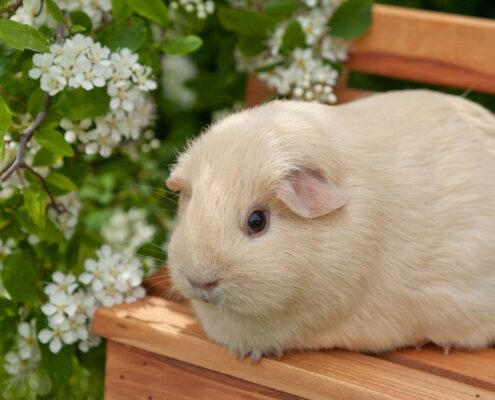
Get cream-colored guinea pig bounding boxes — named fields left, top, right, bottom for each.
left=166, top=90, right=495, bottom=361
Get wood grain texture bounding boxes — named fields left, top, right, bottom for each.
left=105, top=341, right=302, bottom=400
left=381, top=346, right=495, bottom=392
left=93, top=296, right=495, bottom=400
left=348, top=5, right=495, bottom=93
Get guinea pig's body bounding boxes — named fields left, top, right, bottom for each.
left=166, top=90, right=495, bottom=360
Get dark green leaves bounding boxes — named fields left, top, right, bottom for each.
left=46, top=172, right=78, bottom=192
left=218, top=7, right=275, bottom=36
left=55, top=88, right=110, bottom=120
left=123, top=0, right=168, bottom=27
left=0, top=19, right=49, bottom=53
left=46, top=0, right=65, bottom=23
left=36, top=128, right=74, bottom=157
left=329, top=0, right=373, bottom=40
left=24, top=178, right=48, bottom=228
left=0, top=95, right=12, bottom=151
left=112, top=0, right=133, bottom=22
left=97, top=18, right=149, bottom=52
left=281, top=19, right=305, bottom=53
left=162, top=35, right=203, bottom=55
left=265, top=0, right=297, bottom=22
left=2, top=253, right=38, bottom=302
left=41, top=345, right=74, bottom=385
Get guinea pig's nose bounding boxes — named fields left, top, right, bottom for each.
left=187, top=277, right=219, bottom=291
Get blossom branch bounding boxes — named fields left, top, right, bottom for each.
left=0, top=94, right=51, bottom=182
left=0, top=23, right=64, bottom=183
left=21, top=162, right=64, bottom=212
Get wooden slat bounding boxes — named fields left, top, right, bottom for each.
left=245, top=75, right=371, bottom=108
left=348, top=4, right=495, bottom=93
left=381, top=347, right=495, bottom=392
left=106, top=341, right=301, bottom=400
left=93, top=296, right=495, bottom=400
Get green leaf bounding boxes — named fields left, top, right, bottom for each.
left=15, top=210, right=65, bottom=244
left=265, top=0, right=296, bottom=22
left=238, top=36, right=267, bottom=57
left=24, top=178, right=48, bottom=228
left=123, top=0, right=168, bottom=27
left=218, top=7, right=275, bottom=36
left=32, top=148, right=61, bottom=167
left=46, top=172, right=78, bottom=191
left=36, top=128, right=74, bottom=157
left=27, top=88, right=45, bottom=117
left=0, top=19, right=49, bottom=53
left=97, top=17, right=149, bottom=51
left=70, top=24, right=87, bottom=33
left=328, top=0, right=373, bottom=40
left=2, top=253, right=37, bottom=302
left=69, top=11, right=93, bottom=32
left=281, top=19, right=306, bottom=54
left=112, top=0, right=133, bottom=22
left=46, top=0, right=65, bottom=23
left=55, top=87, right=110, bottom=120
left=0, top=95, right=12, bottom=151
left=162, top=35, right=203, bottom=55
left=41, top=345, right=73, bottom=385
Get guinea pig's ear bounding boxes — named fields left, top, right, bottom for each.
left=166, top=170, right=186, bottom=192
left=276, top=170, right=347, bottom=219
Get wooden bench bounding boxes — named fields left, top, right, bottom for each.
left=93, top=4, right=495, bottom=399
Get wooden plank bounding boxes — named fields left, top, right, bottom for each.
left=348, top=5, right=495, bottom=94
left=105, top=341, right=301, bottom=400
left=93, top=296, right=495, bottom=400
left=381, top=346, right=495, bottom=392
left=245, top=75, right=371, bottom=108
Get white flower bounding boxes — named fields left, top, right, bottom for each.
left=131, top=64, right=157, bottom=91
left=4, top=351, right=38, bottom=375
left=101, top=208, right=155, bottom=255
left=87, top=42, right=111, bottom=67
left=29, top=53, right=54, bottom=79
left=44, top=271, right=78, bottom=297
left=298, top=12, right=326, bottom=45
left=40, top=66, right=66, bottom=95
left=38, top=320, right=76, bottom=353
left=60, top=118, right=92, bottom=143
left=80, top=258, right=105, bottom=291
left=65, top=34, right=94, bottom=56
left=161, top=56, right=197, bottom=109
left=16, top=320, right=40, bottom=361
left=78, top=334, right=101, bottom=353
left=108, top=82, right=140, bottom=112
left=75, top=62, right=107, bottom=90
left=41, top=292, right=77, bottom=324
left=80, top=128, right=118, bottom=157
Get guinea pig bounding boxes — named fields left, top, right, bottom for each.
left=165, top=90, right=495, bottom=362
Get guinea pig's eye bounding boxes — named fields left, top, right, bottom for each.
left=246, top=210, right=269, bottom=236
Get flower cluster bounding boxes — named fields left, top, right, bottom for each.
left=38, top=246, right=146, bottom=354
left=170, top=0, right=215, bottom=19
left=29, top=34, right=157, bottom=157
left=101, top=208, right=156, bottom=256
left=4, top=320, right=41, bottom=376
left=161, top=56, right=197, bottom=109
left=10, top=0, right=112, bottom=29
left=235, top=1, right=347, bottom=103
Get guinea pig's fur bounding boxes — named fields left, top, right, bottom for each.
left=166, top=90, right=495, bottom=360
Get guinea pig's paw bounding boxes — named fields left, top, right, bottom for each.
left=235, top=348, right=284, bottom=364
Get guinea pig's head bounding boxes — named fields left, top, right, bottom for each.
left=166, top=101, right=348, bottom=317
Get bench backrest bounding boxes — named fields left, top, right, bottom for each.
left=246, top=4, right=495, bottom=106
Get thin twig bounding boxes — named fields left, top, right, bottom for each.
left=21, top=162, right=64, bottom=211
left=34, top=0, right=44, bottom=17
left=0, top=94, right=51, bottom=182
